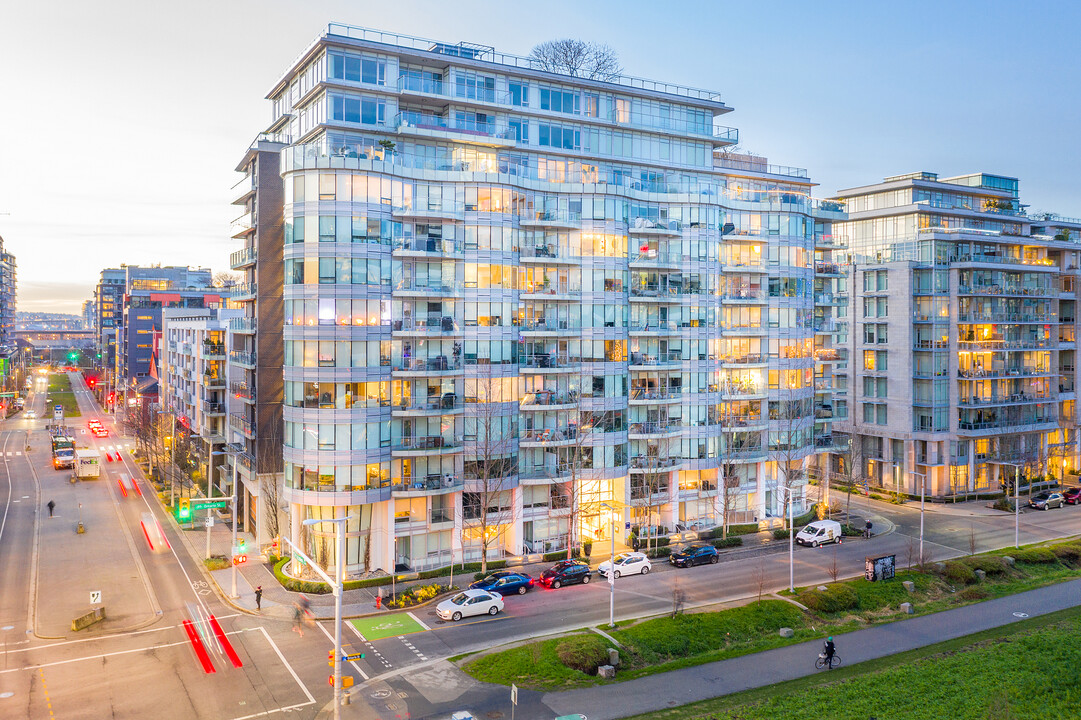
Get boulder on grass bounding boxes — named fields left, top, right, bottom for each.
left=902, top=580, right=915, bottom=593
left=597, top=665, right=616, bottom=679
left=900, top=602, right=914, bottom=614
left=779, top=627, right=794, bottom=638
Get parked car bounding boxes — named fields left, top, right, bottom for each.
left=436, top=589, right=504, bottom=621
left=470, top=570, right=534, bottom=596
left=597, top=552, right=652, bottom=579
left=669, top=543, right=718, bottom=567
left=1063, top=487, right=1081, bottom=505
left=1030, top=492, right=1065, bottom=510
left=539, top=560, right=592, bottom=589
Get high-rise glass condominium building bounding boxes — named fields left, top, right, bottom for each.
left=251, top=24, right=844, bottom=574
left=832, top=172, right=1081, bottom=498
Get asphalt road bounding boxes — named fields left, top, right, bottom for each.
left=4, top=371, right=1081, bottom=720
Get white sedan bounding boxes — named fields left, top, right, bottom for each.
left=436, top=589, right=504, bottom=621
left=597, top=551, right=652, bottom=579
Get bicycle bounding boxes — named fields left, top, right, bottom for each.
left=815, top=652, right=842, bottom=670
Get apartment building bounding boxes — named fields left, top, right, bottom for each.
left=247, top=24, right=842, bottom=574
left=114, top=266, right=219, bottom=407
left=227, top=133, right=287, bottom=547
left=0, top=237, right=16, bottom=349
left=94, top=268, right=126, bottom=382
left=832, top=172, right=1081, bottom=497
left=158, top=308, right=241, bottom=500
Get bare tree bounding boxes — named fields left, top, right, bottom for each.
left=255, top=424, right=287, bottom=543
left=752, top=560, right=768, bottom=605
left=838, top=435, right=865, bottom=530
left=461, top=366, right=519, bottom=573
left=528, top=39, right=622, bottom=81
left=212, top=271, right=241, bottom=288
left=827, top=547, right=840, bottom=582
left=772, top=390, right=812, bottom=530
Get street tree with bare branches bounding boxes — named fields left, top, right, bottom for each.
left=528, top=39, right=622, bottom=81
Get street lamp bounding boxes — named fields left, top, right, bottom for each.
left=599, top=501, right=619, bottom=628
left=302, top=515, right=353, bottom=720
left=914, top=471, right=927, bottom=565
left=779, top=485, right=797, bottom=593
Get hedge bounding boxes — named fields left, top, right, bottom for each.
left=711, top=537, right=743, bottom=550
left=646, top=547, right=672, bottom=559
left=698, top=523, right=760, bottom=540
left=271, top=557, right=508, bottom=593
left=1051, top=543, right=1081, bottom=565
left=942, top=560, right=977, bottom=585
left=555, top=634, right=610, bottom=675
left=961, top=556, right=1007, bottom=575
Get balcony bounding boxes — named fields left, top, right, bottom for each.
left=815, top=263, right=842, bottom=276
left=520, top=354, right=580, bottom=373
left=630, top=387, right=683, bottom=404
left=519, top=210, right=582, bottom=230
left=231, top=283, right=257, bottom=301
left=230, top=212, right=253, bottom=239
left=949, top=254, right=1057, bottom=270
left=394, top=279, right=462, bottom=298
left=628, top=421, right=683, bottom=438
left=230, top=316, right=257, bottom=334
left=391, top=204, right=465, bottom=223
left=629, top=351, right=682, bottom=368
left=957, top=284, right=1057, bottom=297
left=230, top=246, right=257, bottom=270
left=230, top=382, right=254, bottom=402
left=395, top=111, right=516, bottom=147
left=814, top=320, right=838, bottom=334
left=392, top=317, right=462, bottom=336
left=392, top=474, right=463, bottom=496
left=722, top=292, right=766, bottom=305
left=392, top=394, right=461, bottom=416
left=959, top=393, right=1052, bottom=407
left=628, top=218, right=683, bottom=237
left=392, top=237, right=464, bottom=257
left=392, top=435, right=463, bottom=456
left=201, top=343, right=226, bottom=360
left=520, top=426, right=585, bottom=447
left=520, top=318, right=580, bottom=335
left=229, top=413, right=254, bottom=438
left=393, top=356, right=463, bottom=375
left=629, top=321, right=680, bottom=336
left=722, top=353, right=766, bottom=367
left=521, top=391, right=579, bottom=410
left=629, top=285, right=686, bottom=302
left=957, top=338, right=1055, bottom=350
left=630, top=250, right=683, bottom=271
left=203, top=372, right=226, bottom=389
left=629, top=456, right=683, bottom=472
left=720, top=383, right=766, bottom=400
left=957, top=312, right=1057, bottom=323
left=229, top=351, right=256, bottom=368
left=203, top=402, right=226, bottom=416
left=520, top=243, right=578, bottom=264
left=520, top=283, right=581, bottom=300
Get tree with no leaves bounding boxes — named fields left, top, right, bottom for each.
left=528, top=39, right=622, bottom=81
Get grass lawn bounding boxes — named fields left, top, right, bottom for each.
left=46, top=373, right=80, bottom=418
left=462, top=539, right=1081, bottom=692
left=630, top=606, right=1081, bottom=720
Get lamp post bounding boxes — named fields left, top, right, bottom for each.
left=914, top=471, right=926, bottom=565
left=778, top=485, right=796, bottom=593
left=600, top=501, right=617, bottom=628
left=303, top=515, right=353, bottom=720
left=230, top=452, right=239, bottom=598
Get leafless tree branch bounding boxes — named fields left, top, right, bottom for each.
left=528, top=39, right=622, bottom=81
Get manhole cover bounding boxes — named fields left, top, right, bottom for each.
left=486, top=712, right=504, bottom=719
left=1013, top=612, right=1029, bottom=618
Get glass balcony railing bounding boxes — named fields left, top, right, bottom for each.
left=395, top=111, right=515, bottom=141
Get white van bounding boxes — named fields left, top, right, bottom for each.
left=795, top=519, right=843, bottom=547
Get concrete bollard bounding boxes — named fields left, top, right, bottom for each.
left=608, top=648, right=620, bottom=667
left=597, top=665, right=616, bottom=679
left=902, top=580, right=915, bottom=593
left=779, top=627, right=794, bottom=638
left=900, top=602, right=913, bottom=614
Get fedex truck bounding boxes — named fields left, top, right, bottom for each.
left=74, top=448, right=101, bottom=479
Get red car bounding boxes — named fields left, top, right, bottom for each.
left=93, top=428, right=109, bottom=438
left=1063, top=487, right=1081, bottom=505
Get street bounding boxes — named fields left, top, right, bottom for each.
left=2, top=372, right=1081, bottom=719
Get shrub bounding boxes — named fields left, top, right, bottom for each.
left=204, top=556, right=230, bottom=571
left=773, top=528, right=795, bottom=540
left=798, top=583, right=859, bottom=614
left=385, top=582, right=448, bottom=609
left=1014, top=547, right=1058, bottom=564
left=646, top=547, right=671, bottom=559
left=1052, top=543, right=1081, bottom=565
left=841, top=524, right=864, bottom=537
left=961, top=556, right=1006, bottom=575
left=583, top=540, right=593, bottom=557
left=543, top=551, right=567, bottom=562
left=959, top=586, right=989, bottom=601
left=555, top=634, right=610, bottom=675
left=712, top=537, right=743, bottom=549
left=943, top=560, right=977, bottom=585
left=992, top=497, right=1016, bottom=512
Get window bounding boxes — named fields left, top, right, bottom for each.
left=540, top=87, right=579, bottom=114
left=538, top=123, right=581, bottom=150
left=328, top=53, right=385, bottom=85
left=509, top=81, right=528, bottom=106
left=509, top=118, right=528, bottom=143
left=455, top=73, right=495, bottom=102
left=329, top=95, right=385, bottom=125
left=877, top=271, right=888, bottom=291
left=877, top=350, right=888, bottom=371
left=864, top=350, right=876, bottom=371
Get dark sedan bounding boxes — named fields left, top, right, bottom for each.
left=1063, top=487, right=1081, bottom=505
left=470, top=570, right=535, bottom=596
left=669, top=543, right=719, bottom=568
left=539, top=560, right=592, bottom=589
left=1030, top=491, right=1065, bottom=510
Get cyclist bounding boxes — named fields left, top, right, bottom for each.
left=823, top=636, right=836, bottom=669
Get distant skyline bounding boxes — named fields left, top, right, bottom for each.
left=3, top=0, right=1080, bottom=313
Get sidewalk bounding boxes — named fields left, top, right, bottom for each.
left=356, top=577, right=1081, bottom=720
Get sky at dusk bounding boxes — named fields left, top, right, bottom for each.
left=2, top=0, right=1079, bottom=314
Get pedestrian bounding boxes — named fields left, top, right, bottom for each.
left=864, top=520, right=873, bottom=539
left=292, top=602, right=304, bottom=637
left=254, top=586, right=262, bottom=611
left=47, top=500, right=55, bottom=518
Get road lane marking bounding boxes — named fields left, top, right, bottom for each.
left=37, top=668, right=55, bottom=718
left=251, top=625, right=316, bottom=705
left=407, top=611, right=430, bottom=631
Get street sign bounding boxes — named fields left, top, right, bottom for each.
left=90, top=591, right=101, bottom=604
left=191, top=499, right=229, bottom=509
left=54, top=405, right=62, bottom=413
left=511, top=684, right=518, bottom=706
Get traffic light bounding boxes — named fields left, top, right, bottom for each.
left=178, top=499, right=191, bottom=521
left=68, top=351, right=78, bottom=362
left=237, top=538, right=247, bottom=553
left=232, top=554, right=248, bottom=566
